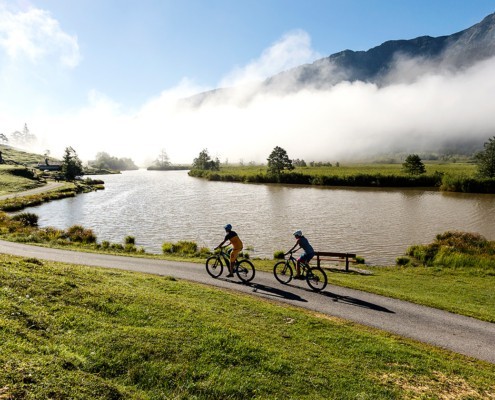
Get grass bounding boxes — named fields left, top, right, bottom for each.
left=189, top=162, right=495, bottom=192
left=198, top=162, right=477, bottom=179
left=1, top=253, right=494, bottom=399
left=0, top=165, right=44, bottom=195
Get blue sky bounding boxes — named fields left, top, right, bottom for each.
left=1, top=1, right=495, bottom=164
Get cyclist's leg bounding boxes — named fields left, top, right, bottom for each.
left=229, top=248, right=241, bottom=274
left=295, top=253, right=307, bottom=278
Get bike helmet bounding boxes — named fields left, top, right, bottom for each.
left=224, top=224, right=232, bottom=231
left=293, top=230, right=302, bottom=238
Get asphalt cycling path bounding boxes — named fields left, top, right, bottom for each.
left=1, top=240, right=494, bottom=365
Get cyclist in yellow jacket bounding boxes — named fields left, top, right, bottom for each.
left=215, top=224, right=243, bottom=277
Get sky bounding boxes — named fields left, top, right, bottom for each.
left=1, top=0, right=495, bottom=165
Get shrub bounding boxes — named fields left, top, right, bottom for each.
left=101, top=241, right=110, bottom=249
left=162, top=241, right=200, bottom=256
left=124, top=243, right=137, bottom=252
left=66, top=225, right=97, bottom=244
left=405, top=231, right=495, bottom=269
left=11, top=212, right=39, bottom=227
left=396, top=256, right=412, bottom=266
left=273, top=250, right=285, bottom=259
left=124, top=236, right=135, bottom=245
left=355, top=256, right=365, bottom=264
left=162, top=242, right=173, bottom=254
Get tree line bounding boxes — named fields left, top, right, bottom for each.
left=190, top=136, right=495, bottom=179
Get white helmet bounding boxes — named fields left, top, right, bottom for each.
left=293, top=230, right=302, bottom=238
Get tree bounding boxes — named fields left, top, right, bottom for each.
left=267, top=146, right=294, bottom=175
left=156, top=149, right=171, bottom=168
left=62, top=146, right=84, bottom=180
left=402, top=154, right=426, bottom=175
left=475, top=136, right=495, bottom=178
left=192, top=149, right=220, bottom=171
left=9, top=123, right=36, bottom=147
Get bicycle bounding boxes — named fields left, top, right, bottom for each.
left=205, top=246, right=255, bottom=283
left=273, top=251, right=327, bottom=292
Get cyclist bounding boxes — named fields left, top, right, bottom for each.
left=286, top=230, right=314, bottom=279
left=215, top=224, right=243, bottom=277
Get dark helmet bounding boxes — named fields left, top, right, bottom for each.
left=224, top=224, right=232, bottom=231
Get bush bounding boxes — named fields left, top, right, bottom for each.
left=125, top=236, right=135, bottom=245
left=162, top=242, right=173, bottom=254
left=273, top=250, right=285, bottom=259
left=66, top=225, right=97, bottom=244
left=396, top=256, right=412, bottom=266
left=405, top=231, right=495, bottom=269
left=162, top=241, right=199, bottom=256
left=355, top=256, right=365, bottom=264
left=11, top=212, right=39, bottom=227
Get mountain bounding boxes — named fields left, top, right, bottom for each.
left=188, top=12, right=495, bottom=104
left=264, top=12, right=495, bottom=91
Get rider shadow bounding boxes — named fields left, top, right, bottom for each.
left=320, top=290, right=395, bottom=314
left=232, top=281, right=308, bottom=303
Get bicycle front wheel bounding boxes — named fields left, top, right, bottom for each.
left=206, top=256, right=224, bottom=278
left=236, top=259, right=255, bottom=283
left=273, top=260, right=293, bottom=284
left=306, top=267, right=327, bottom=292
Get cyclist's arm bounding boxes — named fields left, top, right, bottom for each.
left=285, top=244, right=299, bottom=255
left=215, top=239, right=228, bottom=250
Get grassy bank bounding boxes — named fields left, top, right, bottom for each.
left=0, top=165, right=45, bottom=196
left=1, top=253, right=494, bottom=399
left=189, top=162, right=495, bottom=193
left=0, top=179, right=104, bottom=212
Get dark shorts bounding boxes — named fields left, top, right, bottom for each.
left=298, top=252, right=314, bottom=263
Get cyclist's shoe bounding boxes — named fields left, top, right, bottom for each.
left=226, top=273, right=234, bottom=278
left=294, top=274, right=304, bottom=280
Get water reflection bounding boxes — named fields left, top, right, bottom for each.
left=20, top=170, right=495, bottom=265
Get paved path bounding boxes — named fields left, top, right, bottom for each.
left=1, top=239, right=494, bottom=364
left=0, top=181, right=65, bottom=201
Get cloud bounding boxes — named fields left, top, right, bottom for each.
left=5, top=25, right=495, bottom=167
left=219, top=30, right=321, bottom=87
left=0, top=2, right=80, bottom=67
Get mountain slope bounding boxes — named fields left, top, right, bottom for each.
left=188, top=12, right=495, bottom=104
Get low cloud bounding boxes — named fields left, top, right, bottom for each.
left=2, top=12, right=495, bottom=166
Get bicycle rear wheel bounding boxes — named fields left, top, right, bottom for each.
left=306, top=267, right=327, bottom=292
left=273, top=260, right=293, bottom=284
left=206, top=256, right=224, bottom=278
left=236, top=259, right=255, bottom=283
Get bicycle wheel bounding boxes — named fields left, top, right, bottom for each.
left=306, top=267, right=327, bottom=292
left=206, top=256, right=224, bottom=278
left=235, top=259, right=255, bottom=283
left=273, top=260, right=293, bottom=284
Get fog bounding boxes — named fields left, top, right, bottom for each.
left=4, top=31, right=495, bottom=166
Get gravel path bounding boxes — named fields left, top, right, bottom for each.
left=0, top=181, right=65, bottom=200
left=1, top=239, right=494, bottom=364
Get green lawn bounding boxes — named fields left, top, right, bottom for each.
left=1, top=254, right=494, bottom=399
left=0, top=165, right=44, bottom=195
left=217, top=162, right=477, bottom=178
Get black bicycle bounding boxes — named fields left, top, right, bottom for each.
left=205, top=246, right=255, bottom=283
left=273, top=251, right=327, bottom=292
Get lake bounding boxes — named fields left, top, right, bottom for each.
left=21, top=170, right=495, bottom=265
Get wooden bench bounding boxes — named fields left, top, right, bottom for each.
left=314, top=251, right=358, bottom=272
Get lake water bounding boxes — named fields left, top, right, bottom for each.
left=20, top=170, right=495, bottom=265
